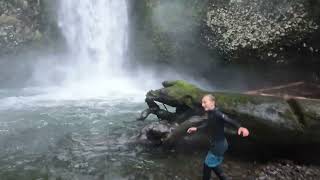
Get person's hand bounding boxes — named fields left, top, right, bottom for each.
left=187, top=127, right=197, bottom=134
left=238, top=127, right=249, bottom=137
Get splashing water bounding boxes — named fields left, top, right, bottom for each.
left=58, top=0, right=128, bottom=76
left=46, top=0, right=146, bottom=99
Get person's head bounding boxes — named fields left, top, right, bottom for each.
left=201, top=94, right=216, bottom=111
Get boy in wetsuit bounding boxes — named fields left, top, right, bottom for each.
left=187, top=94, right=250, bottom=180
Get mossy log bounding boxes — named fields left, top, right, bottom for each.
left=137, top=80, right=320, bottom=146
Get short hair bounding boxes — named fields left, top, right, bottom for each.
left=203, top=94, right=216, bottom=102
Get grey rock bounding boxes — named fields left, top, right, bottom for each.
left=205, top=0, right=319, bottom=61
left=0, top=0, right=43, bottom=54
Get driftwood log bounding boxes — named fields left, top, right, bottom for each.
left=136, top=80, right=320, bottom=147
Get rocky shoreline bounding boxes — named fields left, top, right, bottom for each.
left=251, top=160, right=320, bottom=180
left=217, top=157, right=320, bottom=180
left=135, top=148, right=320, bottom=180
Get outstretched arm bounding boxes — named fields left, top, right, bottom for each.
left=218, top=111, right=250, bottom=137
left=187, top=120, right=208, bottom=134
left=197, top=120, right=208, bottom=130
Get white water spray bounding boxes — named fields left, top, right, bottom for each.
left=59, top=0, right=128, bottom=73
left=0, top=0, right=210, bottom=109
left=52, top=0, right=146, bottom=98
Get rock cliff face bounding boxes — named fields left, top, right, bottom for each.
left=0, top=0, right=59, bottom=55
left=1, top=0, right=319, bottom=64
left=0, top=0, right=41, bottom=54
left=130, top=0, right=320, bottom=64
left=205, top=0, right=320, bottom=62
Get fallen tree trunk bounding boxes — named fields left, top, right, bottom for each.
left=137, top=80, right=320, bottom=146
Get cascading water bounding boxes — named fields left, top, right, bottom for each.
left=52, top=0, right=145, bottom=99
left=58, top=0, right=128, bottom=77
left=26, top=0, right=195, bottom=100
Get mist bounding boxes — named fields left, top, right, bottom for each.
left=129, top=0, right=320, bottom=92
left=0, top=0, right=214, bottom=106
left=1, top=0, right=318, bottom=97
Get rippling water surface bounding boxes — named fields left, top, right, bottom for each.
left=0, top=88, right=207, bottom=180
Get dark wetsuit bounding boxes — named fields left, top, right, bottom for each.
left=198, top=107, right=241, bottom=180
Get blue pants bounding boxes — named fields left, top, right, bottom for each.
left=203, top=139, right=229, bottom=179
left=205, top=151, right=223, bottom=167
left=202, top=163, right=228, bottom=180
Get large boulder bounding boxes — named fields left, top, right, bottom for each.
left=205, top=0, right=320, bottom=62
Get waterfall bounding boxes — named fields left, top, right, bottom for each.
left=58, top=0, right=128, bottom=74
left=52, top=0, right=144, bottom=98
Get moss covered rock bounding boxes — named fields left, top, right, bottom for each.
left=146, top=80, right=205, bottom=109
